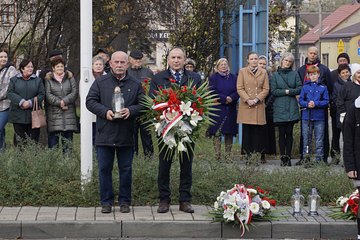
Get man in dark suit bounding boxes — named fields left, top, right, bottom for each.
left=149, top=47, right=201, bottom=214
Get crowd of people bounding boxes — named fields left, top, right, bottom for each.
left=1, top=45, right=360, bottom=218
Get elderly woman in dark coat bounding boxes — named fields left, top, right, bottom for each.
left=208, top=58, right=239, bottom=160
left=7, top=59, right=44, bottom=146
left=45, top=56, right=78, bottom=153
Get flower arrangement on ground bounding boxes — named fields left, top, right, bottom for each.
left=329, top=189, right=359, bottom=220
left=209, top=184, right=277, bottom=236
left=141, top=79, right=219, bottom=158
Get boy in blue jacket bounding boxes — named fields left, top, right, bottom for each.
left=299, top=65, right=329, bottom=163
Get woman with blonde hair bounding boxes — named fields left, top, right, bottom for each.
left=208, top=58, right=239, bottom=160
left=271, top=52, right=302, bottom=166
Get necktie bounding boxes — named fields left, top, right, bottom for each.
left=175, top=71, right=181, bottom=84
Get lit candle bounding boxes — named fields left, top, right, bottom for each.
left=294, top=199, right=300, bottom=212
left=310, top=199, right=317, bottom=212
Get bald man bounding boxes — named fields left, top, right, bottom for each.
left=297, top=46, right=332, bottom=165
left=86, top=51, right=145, bottom=214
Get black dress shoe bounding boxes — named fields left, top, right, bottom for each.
left=101, top=205, right=112, bottom=214
left=120, top=203, right=131, bottom=213
left=157, top=202, right=170, bottom=213
left=179, top=202, right=194, bottom=213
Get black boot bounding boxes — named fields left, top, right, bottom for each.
left=280, top=156, right=287, bottom=167
left=285, top=155, right=292, bottom=166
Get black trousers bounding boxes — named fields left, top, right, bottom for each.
left=158, top=141, right=193, bottom=203
left=241, top=124, right=265, bottom=155
left=330, top=107, right=341, bottom=156
left=13, top=123, right=40, bottom=146
left=277, top=121, right=296, bottom=157
left=134, top=120, right=154, bottom=157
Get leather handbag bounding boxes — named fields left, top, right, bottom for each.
left=31, top=96, right=46, bottom=129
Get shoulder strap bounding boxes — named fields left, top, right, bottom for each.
left=276, top=72, right=291, bottom=89
left=33, top=97, right=39, bottom=111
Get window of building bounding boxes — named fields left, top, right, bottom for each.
left=1, top=4, right=15, bottom=25
left=322, top=53, right=329, bottom=67
left=29, top=4, right=44, bottom=24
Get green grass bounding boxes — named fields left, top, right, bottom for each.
left=0, top=124, right=353, bottom=207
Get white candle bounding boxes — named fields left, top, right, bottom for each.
left=115, top=100, right=121, bottom=112
left=310, top=199, right=317, bottom=212
left=294, top=199, right=300, bottom=212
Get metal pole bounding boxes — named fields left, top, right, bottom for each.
left=294, top=0, right=300, bottom=69
left=80, top=0, right=94, bottom=185
left=318, top=0, right=322, bottom=58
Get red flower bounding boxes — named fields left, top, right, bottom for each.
left=348, top=198, right=356, bottom=206
left=352, top=205, right=358, bottom=215
left=143, top=78, right=149, bottom=83
left=268, top=199, right=276, bottom=206
left=192, top=89, right=197, bottom=95
left=170, top=78, right=176, bottom=83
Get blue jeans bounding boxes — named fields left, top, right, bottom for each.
left=302, top=120, right=325, bottom=161
left=96, top=146, right=133, bottom=206
left=48, top=131, right=73, bottom=154
left=0, top=110, right=9, bottom=150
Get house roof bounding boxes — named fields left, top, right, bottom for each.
left=321, top=22, right=360, bottom=39
left=300, top=13, right=330, bottom=28
left=299, top=3, right=360, bottom=44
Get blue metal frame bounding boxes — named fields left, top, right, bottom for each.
left=219, top=0, right=269, bottom=145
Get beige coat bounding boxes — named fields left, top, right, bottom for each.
left=237, top=67, right=269, bottom=125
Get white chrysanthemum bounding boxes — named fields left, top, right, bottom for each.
left=249, top=202, right=260, bottom=214
left=336, top=196, right=344, bottom=205
left=223, top=208, right=235, bottom=221
left=262, top=200, right=271, bottom=210
left=339, top=197, right=349, bottom=207
left=214, top=201, right=219, bottom=209
left=224, top=194, right=236, bottom=206
left=180, top=101, right=193, bottom=116
left=190, top=110, right=203, bottom=126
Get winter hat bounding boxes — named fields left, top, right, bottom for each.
left=337, top=52, right=350, bottom=64
left=351, top=63, right=360, bottom=77
left=129, top=50, right=143, bottom=59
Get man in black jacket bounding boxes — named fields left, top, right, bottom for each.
left=128, top=50, right=154, bottom=158
left=149, top=47, right=201, bottom=214
left=343, top=96, right=360, bottom=239
left=86, top=51, right=144, bottom=214
left=329, top=53, right=350, bottom=161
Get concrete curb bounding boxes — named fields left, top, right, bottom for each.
left=0, top=206, right=356, bottom=239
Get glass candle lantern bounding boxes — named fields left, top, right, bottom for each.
left=308, top=187, right=321, bottom=216
left=291, top=187, right=304, bottom=216
left=112, top=86, right=124, bottom=118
